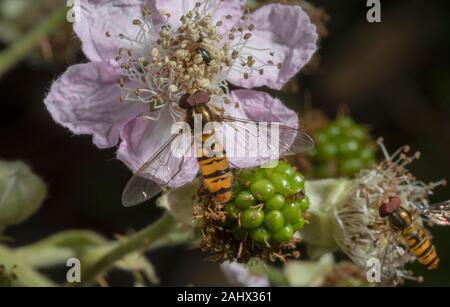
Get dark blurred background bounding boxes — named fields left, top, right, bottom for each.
left=1, top=0, right=449, bottom=286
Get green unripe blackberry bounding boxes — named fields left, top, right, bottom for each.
left=224, top=161, right=309, bottom=246
left=310, top=115, right=375, bottom=177
left=250, top=179, right=275, bottom=201
left=224, top=203, right=240, bottom=220
left=292, top=216, right=305, bottom=231
left=282, top=201, right=301, bottom=224
left=273, top=161, right=295, bottom=177
left=288, top=172, right=305, bottom=194
left=268, top=172, right=292, bottom=196
left=240, top=208, right=265, bottom=229
left=264, top=210, right=285, bottom=232
left=272, top=225, right=294, bottom=243
left=250, top=226, right=271, bottom=243
left=296, top=196, right=310, bottom=212
left=235, top=191, right=256, bottom=209
left=237, top=168, right=265, bottom=187
left=266, top=194, right=286, bottom=210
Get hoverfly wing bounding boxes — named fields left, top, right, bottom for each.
left=422, top=200, right=450, bottom=226
left=220, top=115, right=314, bottom=161
left=121, top=131, right=192, bottom=207
left=121, top=175, right=162, bottom=208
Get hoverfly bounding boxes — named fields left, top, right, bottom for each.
left=121, top=89, right=314, bottom=207
left=378, top=196, right=450, bottom=276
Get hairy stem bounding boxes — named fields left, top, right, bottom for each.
left=80, top=212, right=178, bottom=286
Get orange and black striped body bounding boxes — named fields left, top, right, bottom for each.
left=388, top=207, right=439, bottom=269
left=402, top=220, right=439, bottom=269
left=186, top=103, right=233, bottom=203
left=197, top=134, right=233, bottom=203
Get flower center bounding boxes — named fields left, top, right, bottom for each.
left=110, top=1, right=279, bottom=116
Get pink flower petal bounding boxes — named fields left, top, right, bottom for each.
left=117, top=105, right=198, bottom=187
left=154, top=0, right=245, bottom=32
left=221, top=89, right=299, bottom=168
left=74, top=0, right=160, bottom=64
left=44, top=62, right=146, bottom=148
left=227, top=4, right=318, bottom=90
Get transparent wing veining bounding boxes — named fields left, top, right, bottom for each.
left=121, top=132, right=191, bottom=207
left=220, top=115, right=314, bottom=161
left=422, top=200, right=450, bottom=226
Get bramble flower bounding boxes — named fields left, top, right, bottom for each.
left=301, top=139, right=446, bottom=283
left=44, top=0, right=317, bottom=186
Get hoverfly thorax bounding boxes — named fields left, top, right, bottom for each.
left=180, top=90, right=217, bottom=131
left=380, top=197, right=413, bottom=231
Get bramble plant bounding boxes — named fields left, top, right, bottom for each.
left=1, top=0, right=449, bottom=288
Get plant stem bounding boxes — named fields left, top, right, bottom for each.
left=80, top=212, right=178, bottom=286
left=0, top=5, right=68, bottom=77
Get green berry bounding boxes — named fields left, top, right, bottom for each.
left=317, top=142, right=338, bottom=160
left=296, top=196, right=310, bottom=212
left=338, top=138, right=361, bottom=158
left=315, top=131, right=329, bottom=144
left=232, top=184, right=243, bottom=198
left=268, top=172, right=292, bottom=196
left=273, top=161, right=294, bottom=177
left=324, top=124, right=342, bottom=138
left=339, top=158, right=364, bottom=176
left=336, top=116, right=354, bottom=129
left=288, top=172, right=305, bottom=194
left=282, top=201, right=301, bottom=224
left=250, top=227, right=271, bottom=243
left=359, top=144, right=375, bottom=162
left=292, top=216, right=305, bottom=231
left=250, top=179, right=275, bottom=201
left=265, top=194, right=286, bottom=210
left=311, top=116, right=375, bottom=178
left=224, top=203, right=240, bottom=220
left=235, top=191, right=256, bottom=209
left=272, top=225, right=294, bottom=243
left=238, top=168, right=264, bottom=186
left=343, top=125, right=366, bottom=141
left=264, top=210, right=285, bottom=232
left=240, top=208, right=265, bottom=229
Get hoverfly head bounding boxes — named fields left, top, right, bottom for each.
left=379, top=196, right=402, bottom=218
left=179, top=90, right=210, bottom=109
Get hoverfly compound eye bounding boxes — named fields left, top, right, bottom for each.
left=179, top=91, right=210, bottom=109
left=379, top=197, right=402, bottom=217
left=389, top=196, right=402, bottom=208
left=179, top=93, right=196, bottom=109
left=193, top=90, right=210, bottom=105
left=379, top=203, right=391, bottom=217
left=196, top=48, right=211, bottom=64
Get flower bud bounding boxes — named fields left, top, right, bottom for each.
left=0, top=160, right=46, bottom=230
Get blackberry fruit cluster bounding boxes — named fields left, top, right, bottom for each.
left=224, top=161, right=309, bottom=246
left=309, top=116, right=376, bottom=177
